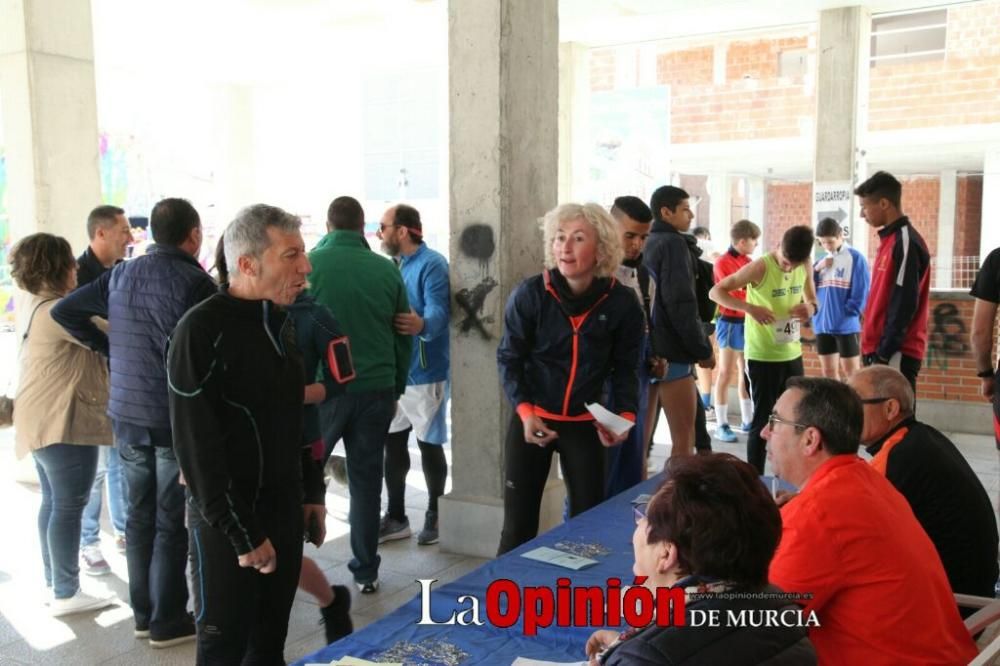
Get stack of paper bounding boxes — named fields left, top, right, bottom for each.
left=304, top=657, right=401, bottom=666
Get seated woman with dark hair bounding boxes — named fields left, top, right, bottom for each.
left=587, top=454, right=815, bottom=665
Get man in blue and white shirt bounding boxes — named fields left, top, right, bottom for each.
left=813, top=217, right=870, bottom=381
left=376, top=204, right=451, bottom=546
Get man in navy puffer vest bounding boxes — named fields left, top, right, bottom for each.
left=53, top=198, right=217, bottom=647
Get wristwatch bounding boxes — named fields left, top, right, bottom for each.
left=977, top=369, right=996, bottom=379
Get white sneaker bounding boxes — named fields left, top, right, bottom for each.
left=80, top=544, right=111, bottom=576
left=50, top=590, right=116, bottom=617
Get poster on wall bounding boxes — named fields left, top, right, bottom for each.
left=588, top=86, right=671, bottom=207
left=813, top=181, right=853, bottom=238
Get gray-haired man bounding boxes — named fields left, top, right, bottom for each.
left=168, top=204, right=326, bottom=664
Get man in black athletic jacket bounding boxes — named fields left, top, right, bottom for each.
left=168, top=204, right=326, bottom=664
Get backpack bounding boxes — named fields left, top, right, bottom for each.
left=690, top=245, right=717, bottom=323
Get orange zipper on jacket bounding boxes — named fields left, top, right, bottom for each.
left=542, top=270, right=613, bottom=417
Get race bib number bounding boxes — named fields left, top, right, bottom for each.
left=773, top=318, right=800, bottom=344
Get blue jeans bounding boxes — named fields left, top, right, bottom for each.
left=80, top=443, right=128, bottom=546
left=33, top=444, right=99, bottom=598
left=118, top=441, right=189, bottom=633
left=321, top=390, right=396, bottom=584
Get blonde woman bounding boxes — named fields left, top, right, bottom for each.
left=10, top=233, right=115, bottom=616
left=496, top=203, right=644, bottom=554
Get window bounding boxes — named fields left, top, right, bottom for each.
left=778, top=48, right=808, bottom=79
left=871, top=9, right=947, bottom=67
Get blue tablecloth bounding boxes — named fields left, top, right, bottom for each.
left=297, top=474, right=794, bottom=665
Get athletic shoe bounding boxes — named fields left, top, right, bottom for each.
left=134, top=625, right=150, bottom=639
left=704, top=405, right=716, bottom=422
left=417, top=511, right=439, bottom=546
left=149, top=613, right=197, bottom=649
left=356, top=579, right=379, bottom=594
left=320, top=585, right=353, bottom=643
left=714, top=424, right=738, bottom=443
left=738, top=422, right=753, bottom=433
left=50, top=590, right=115, bottom=617
left=378, top=515, right=411, bottom=543
left=114, top=534, right=127, bottom=554
left=80, top=545, right=111, bottom=577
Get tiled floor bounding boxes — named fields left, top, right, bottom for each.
left=0, top=413, right=996, bottom=664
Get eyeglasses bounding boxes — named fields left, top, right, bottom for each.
left=632, top=502, right=648, bottom=525
left=859, top=396, right=892, bottom=405
left=767, top=413, right=808, bottom=431
left=377, top=223, right=397, bottom=233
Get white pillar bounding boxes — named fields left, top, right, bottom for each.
left=935, top=169, right=957, bottom=289
left=981, top=148, right=1000, bottom=259
left=0, top=0, right=101, bottom=251
left=707, top=172, right=730, bottom=243
left=558, top=42, right=589, bottom=204
left=747, top=177, right=766, bottom=233
left=443, top=0, right=559, bottom=558
left=813, top=6, right=870, bottom=245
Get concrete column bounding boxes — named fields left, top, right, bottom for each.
left=443, top=0, right=558, bottom=558
left=0, top=0, right=101, bottom=251
left=935, top=169, right=957, bottom=289
left=558, top=42, right=589, bottom=203
left=813, top=6, right=870, bottom=245
left=981, top=148, right=1000, bottom=258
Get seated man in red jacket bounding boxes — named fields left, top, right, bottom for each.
left=766, top=377, right=976, bottom=666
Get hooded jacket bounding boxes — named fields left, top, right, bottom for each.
left=497, top=270, right=643, bottom=422
left=643, top=221, right=713, bottom=363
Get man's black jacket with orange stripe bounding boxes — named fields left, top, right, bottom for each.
left=496, top=269, right=644, bottom=423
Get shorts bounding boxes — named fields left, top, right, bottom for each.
left=816, top=333, right=860, bottom=358
left=388, top=381, right=449, bottom=444
left=650, top=362, right=694, bottom=384
left=716, top=319, right=745, bottom=351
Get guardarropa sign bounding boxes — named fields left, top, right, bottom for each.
left=813, top=181, right=853, bottom=238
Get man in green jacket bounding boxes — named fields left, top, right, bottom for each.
left=309, top=196, right=411, bottom=594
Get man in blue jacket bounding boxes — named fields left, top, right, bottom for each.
left=376, top=204, right=451, bottom=546
left=53, top=198, right=216, bottom=647
left=813, top=216, right=870, bottom=381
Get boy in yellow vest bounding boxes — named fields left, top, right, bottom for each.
left=709, top=226, right=818, bottom=473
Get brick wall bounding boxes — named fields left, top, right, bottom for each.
left=869, top=2, right=1000, bottom=131
left=801, top=294, right=991, bottom=403
left=956, top=176, right=984, bottom=257
left=764, top=182, right=812, bottom=250
left=656, top=47, right=713, bottom=88
left=590, top=48, right=616, bottom=92
left=900, top=177, right=940, bottom=259
left=650, top=36, right=815, bottom=144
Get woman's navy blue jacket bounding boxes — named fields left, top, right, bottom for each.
left=496, top=270, right=643, bottom=421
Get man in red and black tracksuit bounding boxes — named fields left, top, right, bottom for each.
left=855, top=171, right=930, bottom=392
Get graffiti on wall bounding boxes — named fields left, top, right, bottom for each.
left=925, top=301, right=970, bottom=371
left=455, top=224, right=498, bottom=340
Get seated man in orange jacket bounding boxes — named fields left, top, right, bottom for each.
left=766, top=377, right=976, bottom=666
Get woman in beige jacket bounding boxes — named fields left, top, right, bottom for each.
left=11, top=233, right=116, bottom=617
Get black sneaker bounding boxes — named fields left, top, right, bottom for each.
left=356, top=579, right=379, bottom=594
left=417, top=511, right=439, bottom=546
left=149, top=614, right=197, bottom=649
left=378, top=515, right=411, bottom=543
left=320, top=585, right=353, bottom=644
